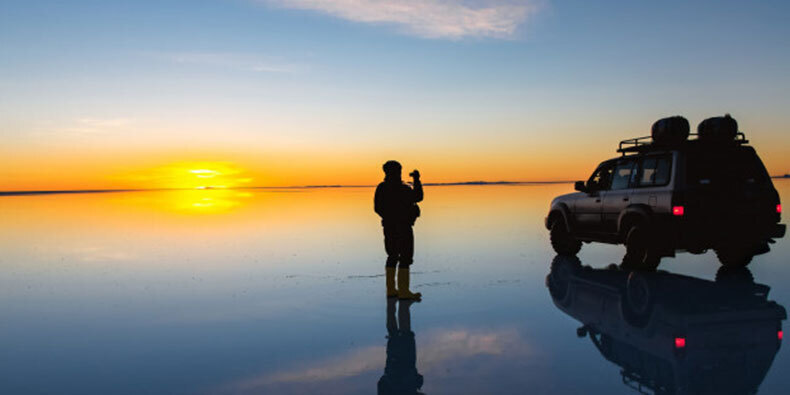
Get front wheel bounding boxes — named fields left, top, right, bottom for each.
left=622, top=226, right=660, bottom=271
left=550, top=220, right=582, bottom=256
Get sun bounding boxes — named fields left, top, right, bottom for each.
left=122, top=161, right=256, bottom=190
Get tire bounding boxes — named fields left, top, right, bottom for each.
left=715, top=245, right=754, bottom=268
left=715, top=265, right=754, bottom=285
left=622, top=272, right=654, bottom=328
left=550, top=220, right=582, bottom=256
left=622, top=225, right=660, bottom=271
left=548, top=255, right=581, bottom=303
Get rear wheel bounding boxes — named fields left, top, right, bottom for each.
left=715, top=265, right=754, bottom=285
left=715, top=244, right=754, bottom=268
left=622, top=225, right=660, bottom=271
left=622, top=272, right=654, bottom=327
left=550, top=220, right=582, bottom=256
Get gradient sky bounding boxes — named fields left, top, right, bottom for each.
left=2, top=0, right=789, bottom=190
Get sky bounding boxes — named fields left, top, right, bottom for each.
left=1, top=0, right=789, bottom=190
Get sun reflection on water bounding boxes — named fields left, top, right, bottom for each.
left=170, top=189, right=249, bottom=213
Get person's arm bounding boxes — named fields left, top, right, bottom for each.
left=411, top=171, right=423, bottom=203
left=374, top=184, right=385, bottom=218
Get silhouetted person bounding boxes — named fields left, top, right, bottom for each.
left=375, top=160, right=423, bottom=300
left=378, top=298, right=424, bottom=395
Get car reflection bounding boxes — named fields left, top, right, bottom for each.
left=546, top=255, right=786, bottom=394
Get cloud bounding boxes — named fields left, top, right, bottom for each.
left=166, top=52, right=303, bottom=73
left=57, top=117, right=135, bottom=136
left=218, top=327, right=530, bottom=393
left=262, top=0, right=542, bottom=39
left=72, top=246, right=135, bottom=262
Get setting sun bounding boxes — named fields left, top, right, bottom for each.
left=117, top=161, right=256, bottom=190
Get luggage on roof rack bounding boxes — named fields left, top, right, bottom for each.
left=618, top=133, right=749, bottom=154
left=617, top=114, right=749, bottom=155
left=652, top=116, right=690, bottom=145
left=698, top=114, right=738, bottom=142
left=617, top=116, right=689, bottom=154
left=617, top=115, right=748, bottom=155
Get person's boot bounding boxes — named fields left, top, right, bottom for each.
left=385, top=267, right=398, bottom=298
left=397, top=267, right=422, bottom=300
left=386, top=297, right=398, bottom=333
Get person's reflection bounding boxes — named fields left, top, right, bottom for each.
left=547, top=255, right=786, bottom=395
left=378, top=298, right=424, bottom=395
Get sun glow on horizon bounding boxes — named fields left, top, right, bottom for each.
left=119, top=161, right=257, bottom=190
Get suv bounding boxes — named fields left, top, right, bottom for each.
left=545, top=115, right=785, bottom=269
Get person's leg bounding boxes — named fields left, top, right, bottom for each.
left=384, top=226, right=399, bottom=267
left=401, top=226, right=414, bottom=267
left=397, top=226, right=421, bottom=300
left=383, top=226, right=399, bottom=297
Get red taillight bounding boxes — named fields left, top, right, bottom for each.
left=778, top=204, right=782, bottom=214
left=674, top=337, right=686, bottom=348
left=779, top=331, right=784, bottom=340
left=672, top=206, right=685, bottom=216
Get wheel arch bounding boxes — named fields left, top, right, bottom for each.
left=547, top=204, right=573, bottom=232
left=617, top=205, right=653, bottom=239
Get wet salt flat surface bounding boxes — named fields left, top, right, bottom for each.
left=1, top=182, right=789, bottom=394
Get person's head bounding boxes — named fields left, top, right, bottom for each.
left=382, top=160, right=402, bottom=181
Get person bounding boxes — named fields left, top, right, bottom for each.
left=377, top=299, right=424, bottom=395
left=374, top=160, right=423, bottom=300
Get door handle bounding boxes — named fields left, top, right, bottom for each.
left=623, top=197, right=629, bottom=202
left=595, top=199, right=601, bottom=203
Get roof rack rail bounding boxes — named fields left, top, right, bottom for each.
left=617, top=132, right=748, bottom=155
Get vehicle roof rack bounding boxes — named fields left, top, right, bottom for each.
left=617, top=132, right=748, bottom=155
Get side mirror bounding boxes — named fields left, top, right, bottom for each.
left=574, top=181, right=587, bottom=192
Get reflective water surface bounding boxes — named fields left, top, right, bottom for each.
left=1, top=182, right=788, bottom=394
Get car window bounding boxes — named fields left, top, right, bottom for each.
left=611, top=160, right=636, bottom=190
left=686, top=146, right=769, bottom=187
left=588, top=164, right=614, bottom=191
left=637, top=155, right=672, bottom=187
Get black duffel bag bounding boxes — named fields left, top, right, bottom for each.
left=652, top=116, right=690, bottom=145
left=698, top=114, right=738, bottom=142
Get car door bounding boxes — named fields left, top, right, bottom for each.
left=602, top=158, right=637, bottom=233
left=629, top=153, right=674, bottom=213
left=575, top=162, right=614, bottom=232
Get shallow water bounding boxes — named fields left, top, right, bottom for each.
left=1, top=181, right=788, bottom=394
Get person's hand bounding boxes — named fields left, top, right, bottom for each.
left=409, top=169, right=420, bottom=180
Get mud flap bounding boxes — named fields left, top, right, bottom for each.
left=772, top=224, right=786, bottom=239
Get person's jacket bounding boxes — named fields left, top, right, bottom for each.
left=374, top=179, right=423, bottom=226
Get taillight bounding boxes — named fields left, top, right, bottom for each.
left=779, top=331, right=784, bottom=340
left=672, top=206, right=685, bottom=216
left=778, top=204, right=782, bottom=214
left=674, top=337, right=686, bottom=348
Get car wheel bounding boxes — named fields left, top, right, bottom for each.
left=547, top=256, right=580, bottom=304
left=622, top=272, right=654, bottom=327
left=715, top=265, right=754, bottom=285
left=715, top=244, right=754, bottom=268
left=623, top=226, right=660, bottom=271
left=550, top=220, right=582, bottom=256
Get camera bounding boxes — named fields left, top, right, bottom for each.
left=409, top=170, right=420, bottom=178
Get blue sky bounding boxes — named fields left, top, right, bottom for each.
left=1, top=0, right=789, bottom=187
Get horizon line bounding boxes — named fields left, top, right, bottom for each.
left=4, top=175, right=789, bottom=197
left=0, top=180, right=575, bottom=197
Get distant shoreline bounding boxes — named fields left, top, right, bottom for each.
left=3, top=177, right=787, bottom=197
left=0, top=181, right=574, bottom=197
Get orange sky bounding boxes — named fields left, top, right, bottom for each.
left=1, top=124, right=788, bottom=192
